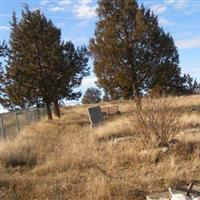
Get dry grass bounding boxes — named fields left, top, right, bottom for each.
left=129, top=97, right=182, bottom=147
left=93, top=117, right=132, bottom=142
left=0, top=95, right=200, bottom=199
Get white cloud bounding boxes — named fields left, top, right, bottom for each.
left=58, top=0, right=71, bottom=6
left=74, top=0, right=96, bottom=19
left=158, top=17, right=175, bottom=26
left=40, top=0, right=49, bottom=6
left=151, top=4, right=167, bottom=15
left=0, top=26, right=9, bottom=31
left=40, top=0, right=96, bottom=18
left=184, top=3, right=200, bottom=15
left=82, top=76, right=97, bottom=87
left=41, top=0, right=72, bottom=13
left=165, top=0, right=200, bottom=15
left=49, top=6, right=66, bottom=12
left=165, top=0, right=188, bottom=9
left=176, top=36, right=200, bottom=49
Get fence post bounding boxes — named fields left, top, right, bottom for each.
left=0, top=115, right=6, bottom=139
left=43, top=107, right=46, bottom=118
left=26, top=109, right=30, bottom=125
left=33, top=109, right=36, bottom=122
left=108, top=107, right=110, bottom=116
left=37, top=108, right=41, bottom=121
left=15, top=112, right=20, bottom=133
left=42, top=107, right=45, bottom=118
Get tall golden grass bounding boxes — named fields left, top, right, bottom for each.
left=0, top=95, right=199, bottom=199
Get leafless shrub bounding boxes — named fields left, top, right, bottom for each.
left=131, top=97, right=182, bottom=148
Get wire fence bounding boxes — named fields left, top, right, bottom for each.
left=0, top=107, right=47, bottom=141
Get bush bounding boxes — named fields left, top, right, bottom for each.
left=130, top=97, right=182, bottom=148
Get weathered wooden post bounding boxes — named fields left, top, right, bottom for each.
left=108, top=107, right=110, bottom=116
left=0, top=115, right=6, bottom=139
left=26, top=109, right=30, bottom=125
left=37, top=108, right=41, bottom=121
left=15, top=112, right=20, bottom=133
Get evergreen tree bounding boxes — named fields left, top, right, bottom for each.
left=90, top=0, right=180, bottom=106
left=53, top=42, right=89, bottom=117
left=102, top=89, right=110, bottom=102
left=0, top=41, right=10, bottom=58
left=149, top=62, right=183, bottom=96
left=5, top=7, right=89, bottom=119
left=181, top=74, right=200, bottom=95
left=6, top=8, right=62, bottom=119
left=82, top=87, right=101, bottom=104
left=0, top=41, right=12, bottom=108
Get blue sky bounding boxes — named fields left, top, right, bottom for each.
left=0, top=0, right=200, bottom=105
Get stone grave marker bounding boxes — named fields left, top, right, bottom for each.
left=88, top=106, right=103, bottom=128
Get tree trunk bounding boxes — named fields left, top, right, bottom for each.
left=46, top=102, right=53, bottom=120
left=133, top=84, right=141, bottom=110
left=54, top=99, right=61, bottom=118
left=135, top=96, right=141, bottom=110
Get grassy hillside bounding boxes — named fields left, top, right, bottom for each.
left=0, top=95, right=200, bottom=200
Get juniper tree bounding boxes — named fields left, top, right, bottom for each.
left=0, top=41, right=13, bottom=108
left=102, top=89, right=110, bottom=102
left=181, top=74, right=200, bottom=95
left=90, top=0, right=181, bottom=106
left=53, top=41, right=89, bottom=117
left=0, top=41, right=37, bottom=110
left=6, top=8, right=63, bottom=119
left=4, top=7, right=89, bottom=118
left=82, top=87, right=101, bottom=104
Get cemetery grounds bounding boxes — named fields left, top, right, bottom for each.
left=0, top=95, right=200, bottom=199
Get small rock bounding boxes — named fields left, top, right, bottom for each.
left=169, top=139, right=180, bottom=149
left=160, top=147, right=169, bottom=153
